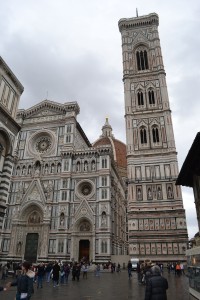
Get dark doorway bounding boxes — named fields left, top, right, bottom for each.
left=24, top=233, right=39, bottom=263
left=79, top=240, right=90, bottom=261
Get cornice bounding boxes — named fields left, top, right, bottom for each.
left=0, top=56, right=24, bottom=94
left=17, top=100, right=80, bottom=119
left=118, top=13, right=159, bottom=32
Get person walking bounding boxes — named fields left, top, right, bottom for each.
left=7, top=261, right=35, bottom=300
left=37, top=262, right=45, bottom=289
left=145, top=265, right=168, bottom=300
left=45, top=262, right=52, bottom=283
left=127, top=260, right=132, bottom=279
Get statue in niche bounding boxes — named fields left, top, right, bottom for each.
left=34, top=164, right=41, bottom=176
left=84, top=161, right=88, bottom=171
left=46, top=181, right=53, bottom=200
left=22, top=167, right=26, bottom=175
left=44, top=164, right=49, bottom=174
left=157, top=187, right=162, bottom=199
left=167, top=186, right=173, bottom=198
left=101, top=212, right=107, bottom=226
left=57, top=163, right=61, bottom=173
left=60, top=213, right=65, bottom=226
left=28, top=166, right=32, bottom=175
left=16, top=182, right=24, bottom=202
left=80, top=221, right=90, bottom=231
left=51, top=164, right=55, bottom=173
left=137, top=188, right=142, bottom=200
left=76, top=162, right=80, bottom=172
left=91, top=161, right=95, bottom=170
left=147, top=188, right=152, bottom=199
left=16, top=241, right=22, bottom=255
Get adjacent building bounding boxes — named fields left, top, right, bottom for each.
left=118, top=13, right=188, bottom=262
left=177, top=132, right=200, bottom=299
left=0, top=57, right=24, bottom=243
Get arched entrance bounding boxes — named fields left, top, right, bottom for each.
left=79, top=240, right=90, bottom=261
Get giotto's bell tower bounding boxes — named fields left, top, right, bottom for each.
left=118, top=13, right=188, bottom=261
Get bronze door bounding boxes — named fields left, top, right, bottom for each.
left=24, top=233, right=39, bottom=263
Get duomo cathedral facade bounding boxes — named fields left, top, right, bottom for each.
left=0, top=12, right=188, bottom=263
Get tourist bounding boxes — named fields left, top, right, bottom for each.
left=145, top=265, right=168, bottom=300
left=7, top=261, right=35, bottom=300
left=82, top=263, right=88, bottom=279
left=95, top=264, right=100, bottom=277
left=52, top=261, right=60, bottom=287
left=176, top=262, right=181, bottom=276
left=64, top=264, right=70, bottom=283
left=60, top=264, right=65, bottom=284
left=127, top=260, right=132, bottom=279
left=37, top=262, right=45, bottom=288
left=45, top=262, right=52, bottom=283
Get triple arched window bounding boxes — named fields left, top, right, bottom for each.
left=136, top=50, right=149, bottom=71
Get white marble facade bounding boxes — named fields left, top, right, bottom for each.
left=0, top=100, right=128, bottom=263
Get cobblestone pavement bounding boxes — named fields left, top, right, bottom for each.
left=0, top=270, right=189, bottom=300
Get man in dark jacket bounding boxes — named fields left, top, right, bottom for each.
left=8, top=262, right=35, bottom=300
left=145, top=265, right=168, bottom=300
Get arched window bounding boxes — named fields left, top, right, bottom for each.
left=137, top=91, right=144, bottom=106
left=102, top=158, right=107, bottom=168
left=136, top=50, right=149, bottom=71
left=152, top=127, right=159, bottom=143
left=148, top=89, right=155, bottom=105
left=140, top=127, right=147, bottom=144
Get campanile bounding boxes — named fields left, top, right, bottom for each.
left=118, top=13, right=188, bottom=261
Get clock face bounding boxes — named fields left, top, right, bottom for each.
left=35, top=137, right=51, bottom=153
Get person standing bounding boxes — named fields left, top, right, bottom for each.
left=145, top=265, right=168, bottom=300
left=7, top=262, right=35, bottom=300
left=52, top=261, right=60, bottom=287
left=82, top=263, right=88, bottom=279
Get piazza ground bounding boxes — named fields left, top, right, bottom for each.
left=0, top=270, right=189, bottom=300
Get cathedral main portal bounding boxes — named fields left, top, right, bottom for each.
left=79, top=240, right=90, bottom=261
left=24, top=233, right=39, bottom=262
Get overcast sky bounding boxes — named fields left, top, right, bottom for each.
left=1, top=0, right=199, bottom=239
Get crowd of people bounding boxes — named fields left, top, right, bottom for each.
left=0, top=259, right=186, bottom=299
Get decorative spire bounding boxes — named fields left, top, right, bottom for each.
left=101, top=117, right=114, bottom=138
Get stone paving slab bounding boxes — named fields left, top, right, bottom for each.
left=0, top=270, right=189, bottom=300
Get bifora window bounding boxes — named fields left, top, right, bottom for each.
left=136, top=50, right=149, bottom=71
left=148, top=89, right=155, bottom=105
left=137, top=91, right=144, bottom=106
left=140, top=127, right=147, bottom=144
left=152, top=127, right=159, bottom=143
